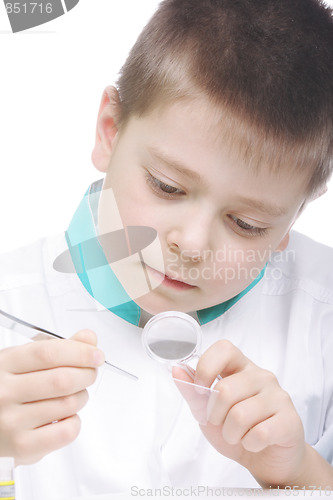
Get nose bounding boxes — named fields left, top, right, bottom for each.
left=166, top=208, right=213, bottom=262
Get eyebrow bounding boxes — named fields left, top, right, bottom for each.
left=148, top=146, right=288, bottom=218
left=236, top=197, right=288, bottom=217
left=147, top=146, right=202, bottom=183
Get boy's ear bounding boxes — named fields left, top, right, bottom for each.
left=91, top=86, right=122, bottom=173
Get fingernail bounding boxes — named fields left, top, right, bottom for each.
left=93, top=349, right=105, bottom=366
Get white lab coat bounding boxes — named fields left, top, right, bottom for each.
left=0, top=229, right=333, bottom=499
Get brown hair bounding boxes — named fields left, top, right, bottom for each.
left=116, top=0, right=333, bottom=197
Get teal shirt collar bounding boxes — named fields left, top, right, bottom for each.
left=65, top=181, right=266, bottom=326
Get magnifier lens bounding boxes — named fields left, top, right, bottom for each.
left=142, top=311, right=201, bottom=364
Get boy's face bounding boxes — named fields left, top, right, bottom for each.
left=95, top=93, right=307, bottom=315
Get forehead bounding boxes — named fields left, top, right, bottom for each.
left=116, top=97, right=308, bottom=215
left=123, top=96, right=310, bottom=191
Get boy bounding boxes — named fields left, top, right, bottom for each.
left=0, top=0, right=333, bottom=497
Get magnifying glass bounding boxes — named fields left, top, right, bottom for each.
left=142, top=311, right=219, bottom=425
left=142, top=311, right=201, bottom=369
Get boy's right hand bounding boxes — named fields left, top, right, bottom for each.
left=0, top=329, right=105, bottom=465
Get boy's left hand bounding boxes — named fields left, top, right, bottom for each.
left=173, top=339, right=306, bottom=488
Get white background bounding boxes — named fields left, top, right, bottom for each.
left=0, top=0, right=332, bottom=254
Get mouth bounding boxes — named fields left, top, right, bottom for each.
left=145, top=265, right=197, bottom=290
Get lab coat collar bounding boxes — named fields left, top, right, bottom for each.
left=64, top=180, right=265, bottom=326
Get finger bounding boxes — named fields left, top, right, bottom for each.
left=194, top=340, right=251, bottom=388
left=172, top=366, right=215, bottom=425
left=20, top=390, right=89, bottom=429
left=14, top=366, right=97, bottom=403
left=172, top=366, right=201, bottom=407
left=70, top=329, right=98, bottom=346
left=172, top=365, right=193, bottom=384
left=0, top=391, right=89, bottom=433
left=241, top=404, right=303, bottom=453
left=1, top=335, right=104, bottom=374
left=207, top=368, right=277, bottom=426
left=14, top=415, right=82, bottom=465
left=221, top=393, right=276, bottom=445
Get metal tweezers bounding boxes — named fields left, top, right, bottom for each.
left=0, top=308, right=138, bottom=381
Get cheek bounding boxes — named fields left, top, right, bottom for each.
left=116, top=197, right=157, bottom=229
left=115, top=190, right=171, bottom=235
left=202, top=243, right=269, bottom=289
left=214, top=242, right=270, bottom=269
left=107, top=173, right=162, bottom=230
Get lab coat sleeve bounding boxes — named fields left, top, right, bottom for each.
left=314, top=392, right=333, bottom=465
left=313, top=306, right=333, bottom=465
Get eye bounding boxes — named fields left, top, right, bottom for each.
left=227, top=215, right=268, bottom=237
left=145, top=171, right=186, bottom=198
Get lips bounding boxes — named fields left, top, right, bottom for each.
left=145, top=265, right=196, bottom=290
left=162, top=273, right=196, bottom=290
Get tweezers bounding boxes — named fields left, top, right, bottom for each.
left=0, top=308, right=138, bottom=381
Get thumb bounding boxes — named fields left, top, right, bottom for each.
left=172, top=365, right=194, bottom=383
left=172, top=365, right=212, bottom=425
